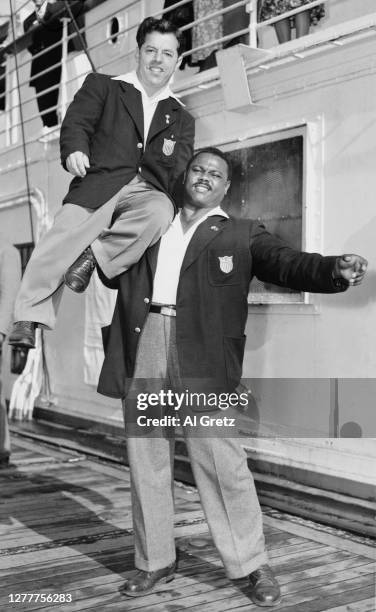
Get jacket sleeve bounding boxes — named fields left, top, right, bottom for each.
left=43, top=0, right=83, bottom=22
left=250, top=223, right=348, bottom=294
left=171, top=110, right=195, bottom=188
left=96, top=265, right=120, bottom=290
left=0, top=244, right=21, bottom=336
left=60, top=73, right=107, bottom=168
left=23, top=11, right=37, bottom=34
left=23, top=1, right=80, bottom=35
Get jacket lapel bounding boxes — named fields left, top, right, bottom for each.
left=180, top=216, right=228, bottom=276
left=118, top=82, right=144, bottom=141
left=147, top=98, right=178, bottom=144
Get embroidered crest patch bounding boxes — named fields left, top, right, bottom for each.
left=218, top=255, right=233, bottom=274
left=162, top=138, right=176, bottom=156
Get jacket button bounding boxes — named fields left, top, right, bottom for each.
left=134, top=327, right=141, bottom=333
left=144, top=297, right=150, bottom=304
left=137, top=142, right=143, bottom=149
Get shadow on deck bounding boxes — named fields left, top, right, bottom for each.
left=0, top=431, right=375, bottom=612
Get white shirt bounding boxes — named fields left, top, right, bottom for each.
left=152, top=207, right=229, bottom=306
left=112, top=71, right=182, bottom=144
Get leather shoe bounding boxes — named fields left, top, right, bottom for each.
left=121, top=561, right=176, bottom=597
left=8, top=321, right=36, bottom=349
left=248, top=564, right=281, bottom=607
left=64, top=246, right=96, bottom=293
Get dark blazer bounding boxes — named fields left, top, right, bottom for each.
left=24, top=1, right=85, bottom=85
left=97, top=215, right=347, bottom=403
left=163, top=0, right=194, bottom=68
left=23, top=1, right=85, bottom=127
left=60, top=73, right=195, bottom=209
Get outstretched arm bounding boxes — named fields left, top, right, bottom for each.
left=250, top=224, right=367, bottom=293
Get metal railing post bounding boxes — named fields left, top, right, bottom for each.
left=248, top=0, right=258, bottom=48
left=58, top=16, right=70, bottom=123
left=5, top=58, right=11, bottom=146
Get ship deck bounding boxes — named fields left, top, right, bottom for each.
left=0, top=429, right=375, bottom=612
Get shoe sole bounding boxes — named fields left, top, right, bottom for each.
left=121, top=574, right=175, bottom=597
left=8, top=339, right=35, bottom=349
left=250, top=595, right=282, bottom=607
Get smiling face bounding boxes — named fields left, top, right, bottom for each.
left=136, top=31, right=180, bottom=96
left=184, top=152, right=231, bottom=211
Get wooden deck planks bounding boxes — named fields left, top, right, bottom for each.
left=22, top=573, right=374, bottom=612
left=1, top=435, right=375, bottom=612
left=318, top=599, right=376, bottom=612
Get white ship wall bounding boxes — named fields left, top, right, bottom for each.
left=0, top=0, right=375, bottom=495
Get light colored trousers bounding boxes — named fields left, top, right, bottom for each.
left=123, top=313, right=268, bottom=579
left=14, top=178, right=173, bottom=329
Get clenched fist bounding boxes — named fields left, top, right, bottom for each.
left=333, top=254, right=368, bottom=286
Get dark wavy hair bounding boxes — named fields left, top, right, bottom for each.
left=136, top=17, right=183, bottom=52
left=187, top=147, right=232, bottom=181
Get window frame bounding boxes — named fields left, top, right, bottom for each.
left=220, top=118, right=323, bottom=306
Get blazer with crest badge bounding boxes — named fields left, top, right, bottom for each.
left=97, top=215, right=348, bottom=405
left=60, top=73, right=195, bottom=209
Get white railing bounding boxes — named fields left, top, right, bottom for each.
left=0, top=0, right=351, bottom=155
left=59, top=17, right=70, bottom=122
left=256, top=0, right=327, bottom=33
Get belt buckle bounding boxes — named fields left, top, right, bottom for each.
left=160, top=306, right=176, bottom=317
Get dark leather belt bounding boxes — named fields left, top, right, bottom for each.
left=150, top=304, right=176, bottom=317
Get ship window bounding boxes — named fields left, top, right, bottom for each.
left=221, top=126, right=313, bottom=305
left=108, top=17, right=120, bottom=44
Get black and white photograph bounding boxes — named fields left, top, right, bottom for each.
left=0, top=0, right=375, bottom=610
